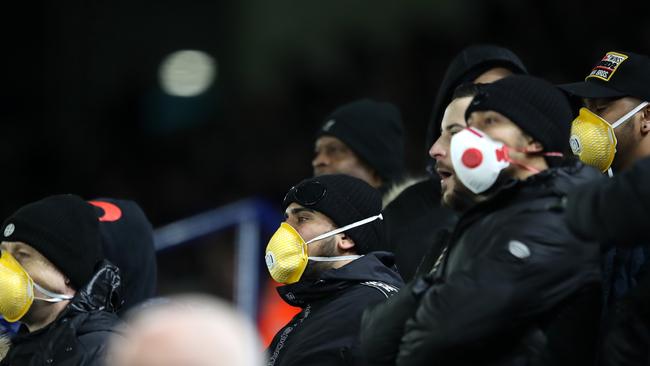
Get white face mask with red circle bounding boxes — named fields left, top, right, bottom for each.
left=450, top=127, right=561, bottom=194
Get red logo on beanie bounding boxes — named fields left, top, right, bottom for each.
left=88, top=201, right=122, bottom=222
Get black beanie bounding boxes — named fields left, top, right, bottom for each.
left=283, top=174, right=384, bottom=254
left=465, top=75, right=573, bottom=158
left=1, top=194, right=103, bottom=289
left=317, top=99, right=405, bottom=185
left=90, top=198, right=157, bottom=314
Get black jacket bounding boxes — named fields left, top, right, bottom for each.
left=567, top=157, right=650, bottom=365
left=362, top=163, right=602, bottom=366
left=266, top=252, right=403, bottom=366
left=1, top=261, right=122, bottom=366
left=567, top=156, right=650, bottom=247
left=382, top=178, right=457, bottom=282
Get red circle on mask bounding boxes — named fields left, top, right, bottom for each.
left=462, top=148, right=483, bottom=168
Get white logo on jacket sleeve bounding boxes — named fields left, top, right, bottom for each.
left=508, top=240, right=531, bottom=259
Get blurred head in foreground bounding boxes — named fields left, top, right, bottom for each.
left=106, top=294, right=265, bottom=366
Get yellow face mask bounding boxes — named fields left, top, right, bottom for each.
left=264, top=214, right=382, bottom=284
left=570, top=102, right=649, bottom=173
left=0, top=250, right=35, bottom=322
left=0, top=250, right=74, bottom=322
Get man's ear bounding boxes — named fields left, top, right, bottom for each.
left=525, top=139, right=545, bottom=154
left=640, top=105, right=650, bottom=134
left=63, top=276, right=76, bottom=293
left=337, top=234, right=356, bottom=251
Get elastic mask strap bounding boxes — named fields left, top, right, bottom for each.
left=33, top=283, right=73, bottom=303
left=502, top=146, right=564, bottom=174
left=305, top=214, right=383, bottom=245
left=607, top=168, right=614, bottom=178
left=308, top=255, right=364, bottom=262
left=611, top=101, right=649, bottom=129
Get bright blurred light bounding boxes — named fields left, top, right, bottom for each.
left=159, top=50, right=217, bottom=97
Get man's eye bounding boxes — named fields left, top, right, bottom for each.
left=326, top=146, right=343, bottom=155
left=298, top=216, right=310, bottom=223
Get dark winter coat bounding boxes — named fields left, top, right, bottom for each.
left=361, top=163, right=602, bottom=366
left=1, top=261, right=122, bottom=366
left=567, top=156, right=650, bottom=246
left=567, top=157, right=650, bottom=365
left=266, top=252, right=403, bottom=366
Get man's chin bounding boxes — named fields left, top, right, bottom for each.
left=442, top=187, right=477, bottom=212
left=441, top=191, right=455, bottom=210
left=301, top=261, right=333, bottom=281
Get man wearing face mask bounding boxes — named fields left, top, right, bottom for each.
left=559, top=51, right=650, bottom=366
left=361, top=75, right=602, bottom=366
left=0, top=194, right=122, bottom=366
left=264, top=174, right=403, bottom=366
left=382, top=44, right=528, bottom=282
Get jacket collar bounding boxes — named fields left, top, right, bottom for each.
left=277, top=252, right=403, bottom=307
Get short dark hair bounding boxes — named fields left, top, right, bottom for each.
left=452, top=82, right=480, bottom=100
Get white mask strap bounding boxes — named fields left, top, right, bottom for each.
left=611, top=101, right=649, bottom=129
left=305, top=214, right=383, bottom=245
left=308, top=255, right=364, bottom=262
left=33, top=283, right=73, bottom=303
left=607, top=168, right=614, bottom=178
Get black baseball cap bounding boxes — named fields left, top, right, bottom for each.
left=559, top=51, right=650, bottom=101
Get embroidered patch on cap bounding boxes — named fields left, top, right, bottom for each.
left=586, top=52, right=628, bottom=82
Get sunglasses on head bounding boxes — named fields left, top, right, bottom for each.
left=283, top=181, right=327, bottom=207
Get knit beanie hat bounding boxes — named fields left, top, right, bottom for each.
left=465, top=75, right=573, bottom=159
left=282, top=174, right=384, bottom=254
left=1, top=194, right=103, bottom=289
left=90, top=198, right=157, bottom=314
left=317, top=99, right=405, bottom=185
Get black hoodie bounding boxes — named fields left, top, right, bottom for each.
left=266, top=252, right=403, bottom=366
left=91, top=198, right=157, bottom=315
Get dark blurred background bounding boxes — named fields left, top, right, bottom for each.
left=2, top=0, right=649, bottom=301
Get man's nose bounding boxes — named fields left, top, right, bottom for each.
left=312, top=151, right=329, bottom=168
left=429, top=138, right=447, bottom=160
